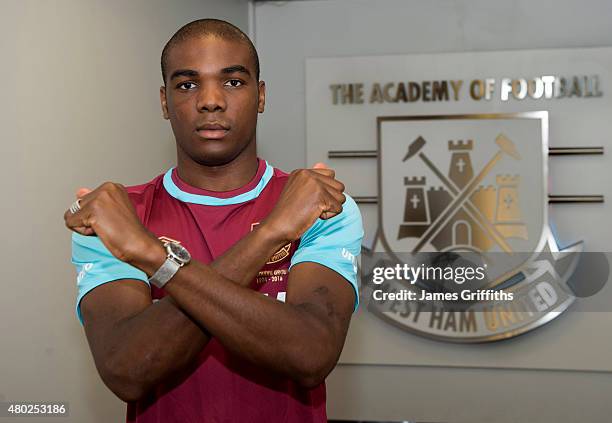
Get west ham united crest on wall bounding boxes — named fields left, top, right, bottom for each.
left=369, top=112, right=583, bottom=342
left=306, top=48, right=610, bottom=343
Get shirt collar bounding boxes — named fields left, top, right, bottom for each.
left=162, top=159, right=273, bottom=206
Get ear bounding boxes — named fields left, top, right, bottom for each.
left=160, top=86, right=169, bottom=120
left=257, top=81, right=266, bottom=113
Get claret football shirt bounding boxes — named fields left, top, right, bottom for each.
left=71, top=158, right=364, bottom=423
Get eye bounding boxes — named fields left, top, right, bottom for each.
left=177, top=81, right=197, bottom=90
left=224, top=79, right=244, bottom=88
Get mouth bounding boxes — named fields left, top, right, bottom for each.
left=195, top=122, right=230, bottom=140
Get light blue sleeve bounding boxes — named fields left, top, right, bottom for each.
left=289, top=195, right=364, bottom=310
left=72, top=233, right=149, bottom=324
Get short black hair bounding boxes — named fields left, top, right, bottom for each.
left=161, top=18, right=260, bottom=84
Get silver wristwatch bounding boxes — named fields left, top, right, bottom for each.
left=148, top=241, right=191, bottom=288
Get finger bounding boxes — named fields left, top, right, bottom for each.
left=321, top=178, right=345, bottom=195
left=320, top=211, right=340, bottom=220
left=309, top=165, right=336, bottom=179
left=64, top=205, right=91, bottom=232
left=319, top=191, right=344, bottom=220
left=310, top=169, right=335, bottom=180
left=311, top=172, right=345, bottom=193
left=323, top=185, right=346, bottom=206
left=71, top=226, right=96, bottom=236
left=310, top=163, right=335, bottom=179
left=76, top=188, right=92, bottom=199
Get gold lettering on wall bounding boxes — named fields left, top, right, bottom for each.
left=329, top=75, right=603, bottom=105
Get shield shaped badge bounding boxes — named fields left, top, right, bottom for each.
left=378, top=112, right=550, bottom=282
left=365, top=112, right=583, bottom=342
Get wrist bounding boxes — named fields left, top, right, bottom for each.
left=128, top=236, right=167, bottom=277
left=255, top=220, right=292, bottom=250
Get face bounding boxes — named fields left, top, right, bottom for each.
left=160, top=36, right=265, bottom=167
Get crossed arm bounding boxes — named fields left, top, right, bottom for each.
left=72, top=170, right=359, bottom=402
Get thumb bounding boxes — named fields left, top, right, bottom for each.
left=312, top=162, right=328, bottom=170
left=76, top=188, right=92, bottom=199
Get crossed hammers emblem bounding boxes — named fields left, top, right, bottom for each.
left=402, top=134, right=521, bottom=254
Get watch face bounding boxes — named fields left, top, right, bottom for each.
left=167, top=242, right=191, bottom=264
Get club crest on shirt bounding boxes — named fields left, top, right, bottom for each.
left=251, top=222, right=292, bottom=264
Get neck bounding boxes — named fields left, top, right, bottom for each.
left=176, top=142, right=259, bottom=192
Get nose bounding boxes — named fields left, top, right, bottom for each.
left=196, top=83, right=226, bottom=113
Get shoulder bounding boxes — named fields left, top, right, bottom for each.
left=290, top=194, right=364, bottom=310
left=270, top=165, right=291, bottom=185
left=124, top=173, right=164, bottom=202
left=123, top=173, right=166, bottom=222
left=271, top=166, right=291, bottom=179
left=301, top=194, right=363, bottom=243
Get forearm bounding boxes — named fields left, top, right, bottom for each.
left=69, top=166, right=350, bottom=397
left=208, top=223, right=288, bottom=286
left=162, top=262, right=338, bottom=387
left=95, top=295, right=208, bottom=401
left=102, top=224, right=289, bottom=399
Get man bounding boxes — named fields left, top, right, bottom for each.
left=64, top=19, right=363, bottom=423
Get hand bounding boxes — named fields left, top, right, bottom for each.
left=261, top=162, right=346, bottom=243
left=64, top=183, right=163, bottom=266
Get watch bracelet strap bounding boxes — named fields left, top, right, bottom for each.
left=149, top=257, right=181, bottom=288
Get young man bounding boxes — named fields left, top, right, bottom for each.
left=64, top=19, right=363, bottom=422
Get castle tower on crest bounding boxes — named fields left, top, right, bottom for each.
left=448, top=140, right=474, bottom=189
left=494, top=175, right=528, bottom=239
left=397, top=177, right=430, bottom=239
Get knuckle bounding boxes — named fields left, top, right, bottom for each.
left=318, top=197, right=327, bottom=210
left=290, top=169, right=306, bottom=182
left=96, top=191, right=108, bottom=202
left=100, top=181, right=122, bottom=194
left=89, top=198, right=101, bottom=211
left=305, top=178, right=318, bottom=191
left=316, top=188, right=326, bottom=200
